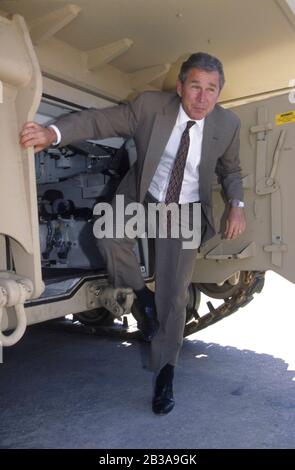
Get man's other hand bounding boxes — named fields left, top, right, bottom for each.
left=20, top=122, right=57, bottom=153
left=224, top=207, right=246, bottom=240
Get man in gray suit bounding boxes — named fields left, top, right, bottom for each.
left=20, top=52, right=246, bottom=415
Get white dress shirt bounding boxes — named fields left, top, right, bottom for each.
left=148, top=105, right=204, bottom=204
left=49, top=124, right=61, bottom=145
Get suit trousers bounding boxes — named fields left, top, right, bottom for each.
left=96, top=195, right=201, bottom=373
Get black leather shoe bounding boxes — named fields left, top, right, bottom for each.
left=152, top=382, right=175, bottom=415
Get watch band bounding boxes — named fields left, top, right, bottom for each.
left=230, top=199, right=245, bottom=208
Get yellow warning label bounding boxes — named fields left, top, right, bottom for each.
left=276, top=110, right=295, bottom=126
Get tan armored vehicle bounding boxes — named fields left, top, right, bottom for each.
left=1, top=0, right=295, bottom=348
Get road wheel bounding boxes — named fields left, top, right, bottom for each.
left=197, top=271, right=247, bottom=299
left=186, top=283, right=201, bottom=322
left=75, top=308, right=113, bottom=326
left=131, top=283, right=201, bottom=331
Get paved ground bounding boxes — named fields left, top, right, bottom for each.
left=0, top=272, right=294, bottom=449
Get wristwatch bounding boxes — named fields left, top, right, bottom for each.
left=229, top=199, right=245, bottom=208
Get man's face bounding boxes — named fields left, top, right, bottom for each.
left=176, top=67, right=221, bottom=120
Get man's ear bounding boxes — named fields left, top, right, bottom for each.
left=176, top=79, right=182, bottom=98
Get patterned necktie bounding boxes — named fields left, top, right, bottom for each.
left=165, top=120, right=195, bottom=204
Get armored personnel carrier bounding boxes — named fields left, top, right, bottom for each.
left=0, top=0, right=294, bottom=347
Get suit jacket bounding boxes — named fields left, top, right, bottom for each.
left=55, top=91, right=243, bottom=243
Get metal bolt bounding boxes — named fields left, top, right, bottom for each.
left=95, top=289, right=101, bottom=297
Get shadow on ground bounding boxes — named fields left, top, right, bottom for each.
left=0, top=322, right=294, bottom=449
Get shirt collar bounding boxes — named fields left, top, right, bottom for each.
left=176, top=104, right=205, bottom=132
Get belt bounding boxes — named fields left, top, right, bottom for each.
left=145, top=192, right=200, bottom=205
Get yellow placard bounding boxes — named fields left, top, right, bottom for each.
left=276, top=110, right=295, bottom=126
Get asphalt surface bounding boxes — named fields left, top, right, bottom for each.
left=0, top=272, right=294, bottom=449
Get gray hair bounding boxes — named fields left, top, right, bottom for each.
left=178, top=52, right=225, bottom=90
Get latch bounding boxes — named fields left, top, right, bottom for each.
left=256, top=130, right=286, bottom=195
left=250, top=122, right=273, bottom=135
